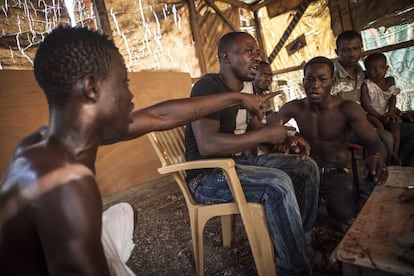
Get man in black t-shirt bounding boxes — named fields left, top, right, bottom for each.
left=185, top=32, right=320, bottom=276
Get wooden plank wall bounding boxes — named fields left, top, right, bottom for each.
left=0, top=70, right=192, bottom=197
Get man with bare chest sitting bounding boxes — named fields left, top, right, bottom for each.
left=269, top=56, right=388, bottom=227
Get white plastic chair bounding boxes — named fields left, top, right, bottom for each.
left=147, top=126, right=276, bottom=276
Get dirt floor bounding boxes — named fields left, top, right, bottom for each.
left=104, top=177, right=350, bottom=276
left=103, top=176, right=347, bottom=276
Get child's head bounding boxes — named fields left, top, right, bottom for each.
left=363, top=52, right=388, bottom=81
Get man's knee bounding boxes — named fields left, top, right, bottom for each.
left=303, top=156, right=318, bottom=170
left=326, top=188, right=358, bottom=222
left=301, top=157, right=320, bottom=184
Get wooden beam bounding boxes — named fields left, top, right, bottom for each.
left=205, top=0, right=238, bottom=32
left=273, top=39, right=414, bottom=75
left=338, top=0, right=354, bottom=31
left=216, top=0, right=252, bottom=10
left=253, top=10, right=266, bottom=61
left=199, top=10, right=211, bottom=27
left=187, top=0, right=207, bottom=75
left=251, top=0, right=276, bottom=12
left=267, top=0, right=312, bottom=64
left=93, top=0, right=113, bottom=39
left=363, top=40, right=414, bottom=58
left=273, top=63, right=305, bottom=75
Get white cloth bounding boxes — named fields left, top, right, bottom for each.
left=234, top=82, right=254, bottom=135
left=102, top=202, right=136, bottom=276
left=364, top=79, right=400, bottom=115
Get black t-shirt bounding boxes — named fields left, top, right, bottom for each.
left=185, top=73, right=238, bottom=181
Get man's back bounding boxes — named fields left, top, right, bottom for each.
left=1, top=187, right=49, bottom=275
left=0, top=143, right=104, bottom=275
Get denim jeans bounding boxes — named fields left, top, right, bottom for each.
left=192, top=153, right=319, bottom=276
left=320, top=170, right=359, bottom=222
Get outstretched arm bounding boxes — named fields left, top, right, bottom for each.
left=103, top=92, right=277, bottom=144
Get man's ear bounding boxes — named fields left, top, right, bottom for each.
left=82, top=74, right=98, bottom=101
left=221, top=51, right=230, bottom=64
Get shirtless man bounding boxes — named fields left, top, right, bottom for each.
left=0, top=26, right=273, bottom=275
left=269, top=56, right=387, bottom=225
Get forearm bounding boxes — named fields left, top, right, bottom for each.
left=102, top=93, right=247, bottom=144
left=388, top=97, right=397, bottom=113
left=160, top=94, right=244, bottom=122
left=197, top=129, right=270, bottom=156
left=364, top=138, right=387, bottom=160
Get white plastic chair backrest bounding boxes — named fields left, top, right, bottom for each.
left=148, top=126, right=196, bottom=205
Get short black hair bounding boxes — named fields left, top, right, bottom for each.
left=336, top=30, right=363, bottom=49
left=217, top=32, right=252, bottom=62
left=34, top=25, right=118, bottom=108
left=363, top=52, right=387, bottom=69
left=304, top=56, right=334, bottom=77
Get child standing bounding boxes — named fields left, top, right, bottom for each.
left=361, top=52, right=401, bottom=165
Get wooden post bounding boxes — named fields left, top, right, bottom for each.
left=267, top=0, right=312, bottom=64
left=338, top=0, right=354, bottom=31
left=205, top=0, right=238, bottom=32
left=93, top=0, right=113, bottom=39
left=253, top=10, right=266, bottom=61
left=187, top=0, right=207, bottom=76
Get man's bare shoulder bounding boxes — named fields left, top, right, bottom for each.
left=7, top=142, right=93, bottom=184
left=337, top=98, right=366, bottom=121
left=279, top=99, right=306, bottom=113
left=338, top=98, right=364, bottom=111
left=1, top=143, right=95, bottom=220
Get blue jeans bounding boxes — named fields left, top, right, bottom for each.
left=320, top=170, right=359, bottom=222
left=192, top=153, right=319, bottom=276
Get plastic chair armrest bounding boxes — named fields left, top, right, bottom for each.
left=158, top=159, right=235, bottom=175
